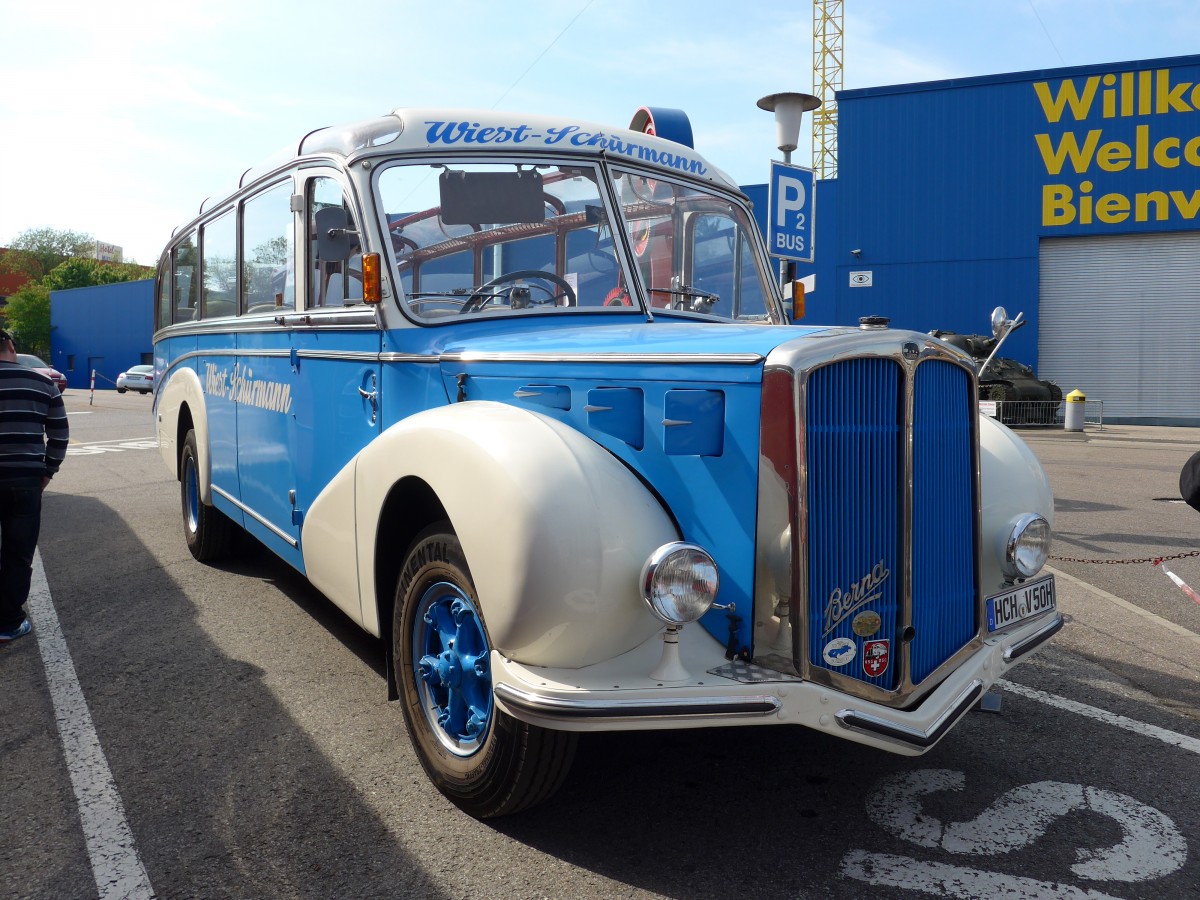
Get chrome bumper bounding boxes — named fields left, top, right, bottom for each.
left=491, top=612, right=1063, bottom=755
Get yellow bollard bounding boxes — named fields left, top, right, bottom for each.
left=1064, top=389, right=1086, bottom=431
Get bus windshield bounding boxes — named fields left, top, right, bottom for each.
left=376, top=160, right=779, bottom=323
left=379, top=162, right=629, bottom=320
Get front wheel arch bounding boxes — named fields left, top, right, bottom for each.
left=375, top=477, right=449, bottom=694
left=175, top=404, right=195, bottom=480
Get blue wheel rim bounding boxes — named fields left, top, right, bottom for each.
left=412, top=581, right=493, bottom=757
left=184, top=454, right=200, bottom=534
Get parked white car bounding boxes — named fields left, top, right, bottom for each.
left=116, top=364, right=154, bottom=394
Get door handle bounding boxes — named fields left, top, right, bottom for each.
left=358, top=373, right=379, bottom=425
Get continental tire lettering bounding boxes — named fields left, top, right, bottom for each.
left=399, top=541, right=452, bottom=597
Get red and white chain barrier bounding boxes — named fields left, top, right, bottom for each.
left=1155, top=559, right=1200, bottom=607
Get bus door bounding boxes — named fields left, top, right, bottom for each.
left=287, top=172, right=382, bottom=615
left=234, top=178, right=304, bottom=565
left=187, top=215, right=243, bottom=527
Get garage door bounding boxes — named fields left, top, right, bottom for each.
left=1039, top=232, right=1200, bottom=424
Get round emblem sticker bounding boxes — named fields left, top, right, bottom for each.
left=822, top=637, right=856, bottom=667
left=852, top=610, right=882, bottom=637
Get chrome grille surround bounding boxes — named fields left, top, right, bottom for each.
left=753, top=329, right=983, bottom=709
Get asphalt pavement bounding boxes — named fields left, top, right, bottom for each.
left=2, top=394, right=1198, bottom=900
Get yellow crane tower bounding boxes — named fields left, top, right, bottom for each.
left=813, top=0, right=843, bottom=180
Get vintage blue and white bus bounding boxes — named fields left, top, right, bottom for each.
left=154, top=106, right=1060, bottom=817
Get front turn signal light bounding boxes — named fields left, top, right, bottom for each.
left=363, top=253, right=382, bottom=304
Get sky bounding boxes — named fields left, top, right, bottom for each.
left=2, top=0, right=1199, bottom=266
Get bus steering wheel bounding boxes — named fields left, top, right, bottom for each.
left=460, top=270, right=577, bottom=313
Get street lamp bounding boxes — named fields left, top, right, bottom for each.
left=756, top=91, right=820, bottom=165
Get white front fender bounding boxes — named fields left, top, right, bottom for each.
left=155, top=365, right=210, bottom=500
left=978, top=415, right=1055, bottom=590
left=305, top=402, right=679, bottom=668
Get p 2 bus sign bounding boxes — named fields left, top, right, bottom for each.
left=768, top=160, right=815, bottom=262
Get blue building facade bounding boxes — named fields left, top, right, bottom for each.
left=748, top=53, right=1200, bottom=423
left=51, top=279, right=154, bottom=389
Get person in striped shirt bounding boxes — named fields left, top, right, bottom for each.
left=0, top=327, right=69, bottom=643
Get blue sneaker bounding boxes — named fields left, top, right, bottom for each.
left=0, top=618, right=31, bottom=643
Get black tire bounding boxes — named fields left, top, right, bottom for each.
left=393, top=524, right=577, bottom=818
left=117, top=388, right=127, bottom=393
left=180, top=429, right=234, bottom=562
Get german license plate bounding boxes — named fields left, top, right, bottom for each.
left=986, top=575, right=1056, bottom=632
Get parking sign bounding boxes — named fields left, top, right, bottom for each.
left=767, top=161, right=814, bottom=263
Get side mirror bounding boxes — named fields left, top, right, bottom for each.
left=990, top=306, right=1010, bottom=339
left=980, top=307, right=1025, bottom=379
left=315, top=206, right=358, bottom=262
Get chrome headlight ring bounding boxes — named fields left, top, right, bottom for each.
left=1002, top=513, right=1052, bottom=579
left=640, top=542, right=720, bottom=625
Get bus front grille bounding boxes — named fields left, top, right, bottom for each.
left=803, top=356, right=978, bottom=695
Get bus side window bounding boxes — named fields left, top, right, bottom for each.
left=157, top=264, right=171, bottom=330
left=201, top=210, right=236, bottom=320
left=309, top=177, right=363, bottom=308
left=242, top=180, right=296, bottom=314
left=173, top=232, right=198, bottom=323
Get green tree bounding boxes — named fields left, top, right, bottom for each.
left=42, top=258, right=152, bottom=291
left=1, top=283, right=51, bottom=358
left=1, top=227, right=96, bottom=280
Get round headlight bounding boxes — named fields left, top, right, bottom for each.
left=1003, top=513, right=1052, bottom=579
left=640, top=543, right=720, bottom=625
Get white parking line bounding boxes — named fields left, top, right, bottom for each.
left=27, top=550, right=155, bottom=900
left=69, top=437, right=156, bottom=445
left=66, top=437, right=157, bottom=456
left=999, top=679, right=1200, bottom=755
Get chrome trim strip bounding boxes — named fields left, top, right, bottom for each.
left=440, top=351, right=764, bottom=365
left=1002, top=613, right=1064, bottom=663
left=158, top=348, right=439, bottom=383
left=294, top=350, right=381, bottom=362
left=153, top=308, right=379, bottom=340
left=494, top=683, right=780, bottom=720
left=835, top=679, right=984, bottom=750
left=211, top=485, right=299, bottom=548
left=379, top=352, right=440, bottom=363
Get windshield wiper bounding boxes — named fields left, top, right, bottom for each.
left=648, top=285, right=720, bottom=313
left=406, top=288, right=472, bottom=297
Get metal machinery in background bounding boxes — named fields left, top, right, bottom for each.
left=812, top=0, right=843, bottom=181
